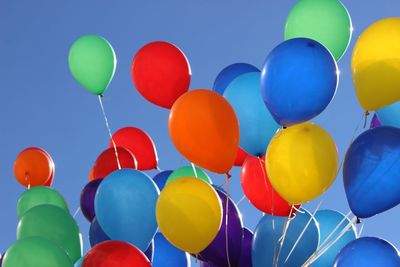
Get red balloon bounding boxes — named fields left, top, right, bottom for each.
left=234, top=147, right=250, bottom=167
left=131, top=41, right=191, bottom=108
left=241, top=156, right=298, bottom=216
left=83, top=240, right=151, bottom=267
left=111, top=127, right=158, bottom=170
left=93, top=147, right=136, bottom=179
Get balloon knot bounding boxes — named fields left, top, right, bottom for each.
left=356, top=217, right=361, bottom=224
left=226, top=172, right=232, bottom=179
left=283, top=126, right=287, bottom=129
left=100, top=94, right=104, bottom=98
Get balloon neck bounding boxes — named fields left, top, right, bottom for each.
left=283, top=126, right=287, bottom=129
left=356, top=217, right=362, bottom=224
left=363, top=111, right=370, bottom=128
left=225, top=172, right=232, bottom=179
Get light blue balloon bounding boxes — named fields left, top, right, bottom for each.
left=334, top=237, right=400, bottom=267
left=377, top=101, right=400, bottom=128
left=224, top=72, right=280, bottom=156
left=252, top=209, right=319, bottom=267
left=95, top=169, right=159, bottom=252
left=153, top=233, right=190, bottom=267
left=74, top=257, right=83, bottom=267
left=311, top=210, right=356, bottom=267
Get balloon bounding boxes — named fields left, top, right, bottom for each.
left=92, top=147, right=136, bottom=179
left=89, top=218, right=109, bottom=247
left=198, top=187, right=243, bottom=267
left=80, top=179, right=102, bottom=222
left=156, top=177, right=222, bottom=253
left=343, top=126, right=400, bottom=218
left=310, top=210, right=356, bottom=267
left=352, top=18, right=400, bottom=111
left=377, top=101, right=400, bottom=128
left=88, top=167, right=95, bottom=180
left=261, top=38, right=338, bottom=126
left=334, top=237, right=400, bottom=267
left=144, top=240, right=154, bottom=262
left=169, top=89, right=239, bottom=174
left=131, top=41, right=191, bottom=108
left=111, top=127, right=158, bottom=170
left=166, top=166, right=212, bottom=185
left=75, top=257, right=83, bottom=267
left=3, top=237, right=73, bottom=267
left=224, top=72, right=280, bottom=155
left=153, top=233, right=190, bottom=267
left=95, top=169, right=159, bottom=251
left=68, top=35, right=116, bottom=95
left=285, top=0, right=352, bottom=61
left=14, top=147, right=53, bottom=188
left=17, top=186, right=69, bottom=219
left=252, top=209, right=320, bottom=267
left=83, top=240, right=151, bottom=267
left=266, top=122, right=339, bottom=204
left=17, top=205, right=82, bottom=262
left=39, top=147, right=55, bottom=187
left=370, top=113, right=382, bottom=129
left=153, top=170, right=173, bottom=191
left=234, top=148, right=249, bottom=167
left=241, top=156, right=295, bottom=216
left=213, top=63, right=259, bottom=95
left=238, top=228, right=253, bottom=267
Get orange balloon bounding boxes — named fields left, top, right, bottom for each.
left=89, top=166, right=96, bottom=181
left=14, top=147, right=53, bottom=188
left=169, top=89, right=239, bottom=174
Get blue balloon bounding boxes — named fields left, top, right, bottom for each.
left=334, top=237, right=400, bottom=267
left=144, top=240, right=154, bottom=262
left=252, top=209, right=319, bottom=267
left=95, top=169, right=159, bottom=251
left=153, top=170, right=173, bottom=191
left=74, top=257, right=83, bottom=267
left=213, top=63, right=260, bottom=95
left=343, top=127, right=400, bottom=218
left=153, top=233, right=190, bottom=267
left=224, top=72, right=280, bottom=155
left=89, top=217, right=110, bottom=247
left=311, top=210, right=356, bottom=267
left=261, top=38, right=338, bottom=126
left=377, top=101, right=400, bottom=128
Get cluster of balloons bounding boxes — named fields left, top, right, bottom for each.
left=2, top=148, right=83, bottom=267
left=5, top=0, right=400, bottom=267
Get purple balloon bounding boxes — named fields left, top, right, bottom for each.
left=200, top=262, right=219, bottom=267
left=238, top=228, right=253, bottom=267
left=198, top=187, right=243, bottom=267
left=80, top=178, right=103, bottom=222
left=370, top=114, right=382, bottom=129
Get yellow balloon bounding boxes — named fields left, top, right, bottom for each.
left=352, top=18, right=400, bottom=111
left=156, top=177, right=222, bottom=254
left=266, top=122, right=338, bottom=204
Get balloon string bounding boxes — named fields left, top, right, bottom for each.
left=317, top=211, right=352, bottom=249
left=357, top=221, right=364, bottom=238
left=302, top=215, right=357, bottom=267
left=73, top=207, right=81, bottom=219
left=191, top=163, right=198, bottom=178
left=274, top=206, right=294, bottom=266
left=98, top=95, right=121, bottom=170
left=25, top=173, right=31, bottom=190
left=363, top=111, right=370, bottom=129
left=236, top=195, right=246, bottom=206
left=225, top=173, right=232, bottom=267
left=284, top=200, right=323, bottom=264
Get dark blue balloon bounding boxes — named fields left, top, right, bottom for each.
left=144, top=240, right=154, bottom=262
left=153, top=233, right=190, bottom=267
left=213, top=63, right=259, bottom=95
left=343, top=126, right=400, bottom=218
left=89, top=217, right=110, bottom=247
left=261, top=38, right=338, bottom=126
left=153, top=170, right=173, bottom=191
left=334, top=237, right=400, bottom=267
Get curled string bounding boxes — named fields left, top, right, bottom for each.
left=225, top=173, right=232, bottom=267
left=98, top=95, right=121, bottom=170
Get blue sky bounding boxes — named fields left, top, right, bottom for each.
left=1, top=0, right=400, bottom=265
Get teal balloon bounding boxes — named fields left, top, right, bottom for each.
left=224, top=72, right=280, bottom=156
left=3, top=237, right=73, bottom=267
left=377, top=101, right=400, bottom=128
left=252, top=209, right=319, bottom=267
left=166, top=166, right=212, bottom=185
left=17, top=205, right=82, bottom=263
left=17, top=186, right=69, bottom=219
left=95, top=169, right=159, bottom=252
left=311, top=210, right=356, bottom=267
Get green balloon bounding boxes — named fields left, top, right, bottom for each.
left=68, top=35, right=116, bottom=95
left=166, top=166, right=212, bottom=185
left=284, top=0, right=352, bottom=61
left=3, top=237, right=73, bottom=267
left=17, top=205, right=82, bottom=263
left=17, top=186, right=69, bottom=219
